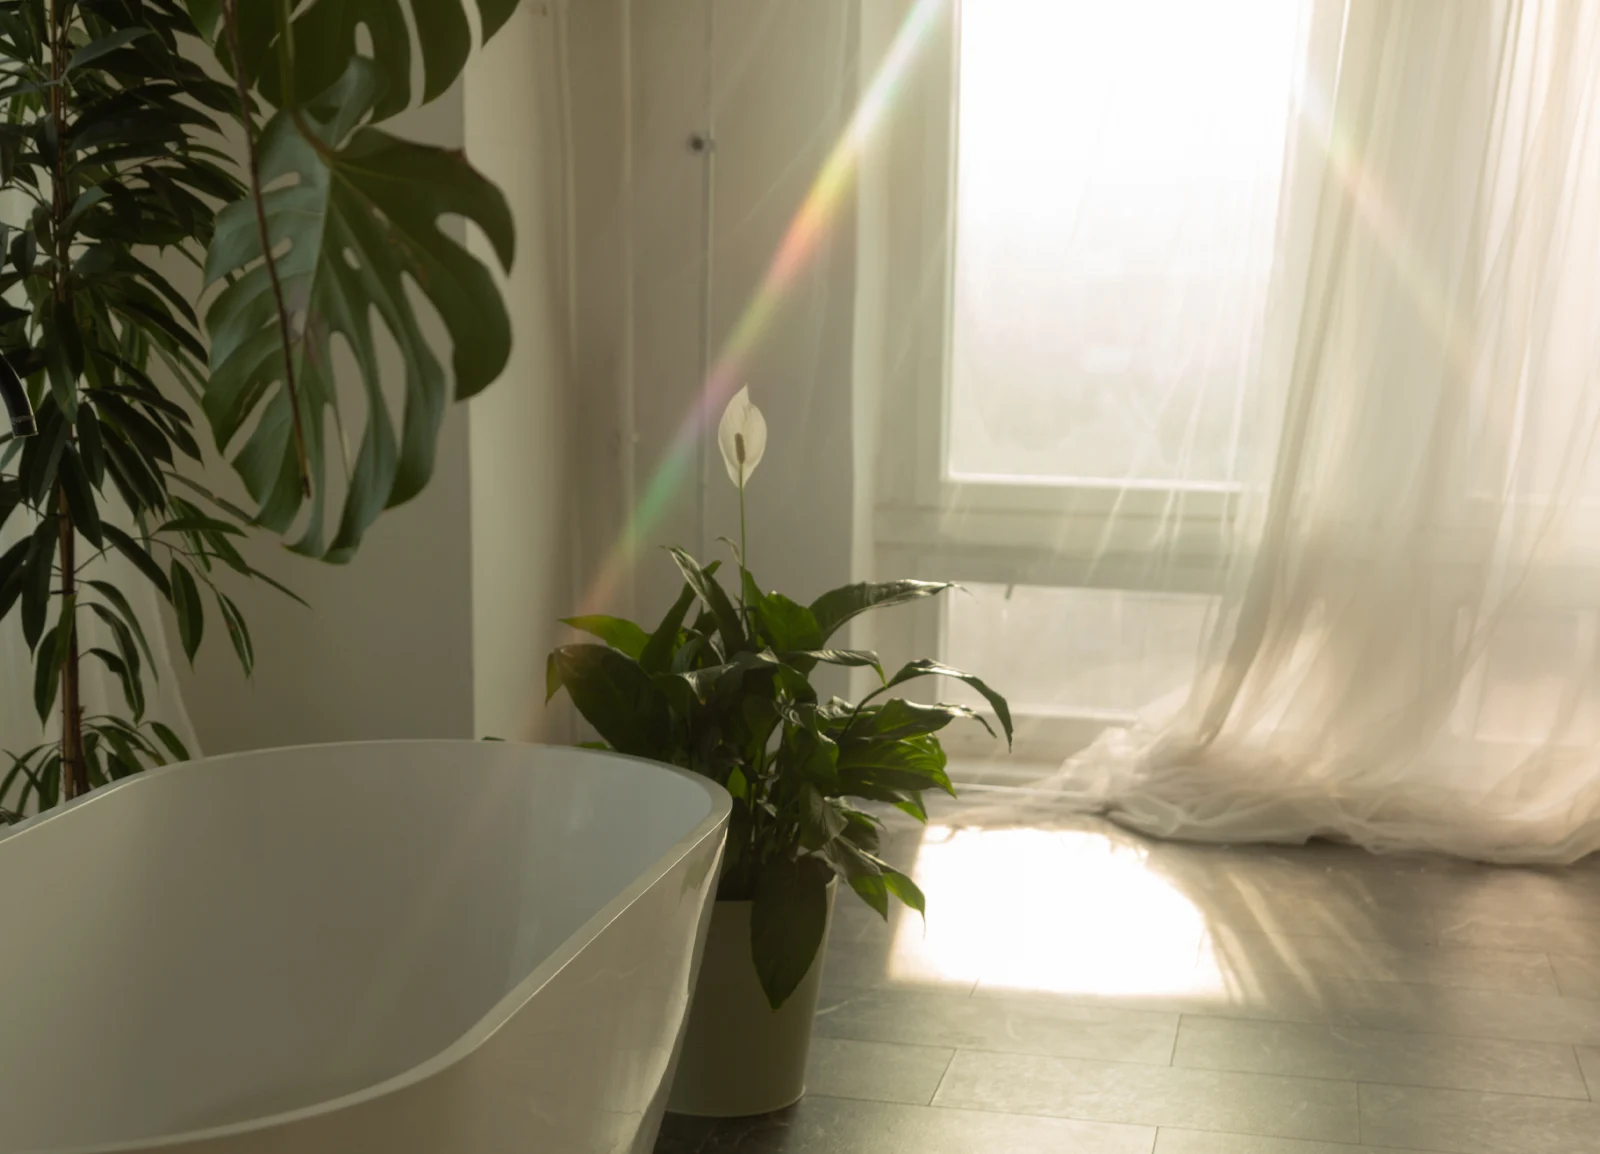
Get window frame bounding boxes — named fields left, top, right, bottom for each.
left=861, top=0, right=1267, bottom=755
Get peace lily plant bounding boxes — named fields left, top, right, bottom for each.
left=547, top=386, right=1014, bottom=1013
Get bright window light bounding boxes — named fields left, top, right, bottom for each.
left=947, top=0, right=1311, bottom=484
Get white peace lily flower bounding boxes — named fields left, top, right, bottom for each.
left=717, top=384, right=767, bottom=487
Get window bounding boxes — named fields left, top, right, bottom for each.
left=866, top=0, right=1315, bottom=754
left=948, top=0, right=1307, bottom=487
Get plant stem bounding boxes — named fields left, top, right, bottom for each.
left=739, top=473, right=747, bottom=574
left=56, top=487, right=84, bottom=800
left=221, top=0, right=311, bottom=499
left=48, top=0, right=85, bottom=802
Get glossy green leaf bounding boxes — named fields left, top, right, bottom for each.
left=550, top=644, right=672, bottom=759
left=874, top=659, right=1014, bottom=748
left=782, top=648, right=884, bottom=680
left=854, top=698, right=993, bottom=742
left=544, top=650, right=563, bottom=703
left=640, top=582, right=697, bottom=673
left=837, top=734, right=955, bottom=797
left=752, top=589, right=823, bottom=652
left=883, top=867, right=926, bottom=917
left=750, top=854, right=833, bottom=1009
left=232, top=0, right=523, bottom=123
left=562, top=615, right=649, bottom=660
left=204, top=73, right=515, bottom=562
left=809, top=579, right=955, bottom=645
left=668, top=547, right=745, bottom=651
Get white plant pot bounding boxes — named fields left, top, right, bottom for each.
left=667, top=887, right=835, bottom=1117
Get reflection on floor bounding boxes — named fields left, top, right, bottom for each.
left=656, top=793, right=1600, bottom=1153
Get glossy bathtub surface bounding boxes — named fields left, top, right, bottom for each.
left=0, top=740, right=729, bottom=1154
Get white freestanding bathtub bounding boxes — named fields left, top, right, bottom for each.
left=0, top=740, right=729, bottom=1154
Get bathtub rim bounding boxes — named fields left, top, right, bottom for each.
left=1, top=739, right=731, bottom=1154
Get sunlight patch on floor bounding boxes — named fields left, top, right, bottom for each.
left=889, top=824, right=1224, bottom=998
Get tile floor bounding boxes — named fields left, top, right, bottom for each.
left=655, top=793, right=1600, bottom=1153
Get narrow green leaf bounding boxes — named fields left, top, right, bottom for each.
left=215, top=589, right=252, bottom=676
left=85, top=579, right=155, bottom=670
left=169, top=561, right=202, bottom=661
left=21, top=516, right=56, bottom=649
left=102, top=526, right=170, bottom=598
left=86, top=646, right=140, bottom=717
left=77, top=404, right=105, bottom=487
left=57, top=448, right=102, bottom=547
left=149, top=721, right=189, bottom=764
left=33, top=620, right=60, bottom=722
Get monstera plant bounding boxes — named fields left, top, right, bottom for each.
left=0, top=0, right=521, bottom=817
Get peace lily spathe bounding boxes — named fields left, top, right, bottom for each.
left=717, top=385, right=768, bottom=486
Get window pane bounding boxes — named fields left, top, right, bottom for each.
left=941, top=583, right=1214, bottom=717
left=947, top=0, right=1309, bottom=484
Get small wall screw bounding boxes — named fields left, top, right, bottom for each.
left=687, top=132, right=714, bottom=153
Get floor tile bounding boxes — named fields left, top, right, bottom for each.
left=1172, top=1015, right=1589, bottom=1099
left=1433, top=911, right=1600, bottom=957
left=932, top=1048, right=1360, bottom=1142
left=975, top=967, right=1600, bottom=1048
left=1153, top=1130, right=1424, bottom=1154
left=1357, top=1083, right=1600, bottom=1154
left=801, top=1038, right=953, bottom=1106
left=654, top=1096, right=1156, bottom=1153
left=814, top=986, right=1179, bottom=1065
left=1550, top=953, right=1600, bottom=1000
left=1199, top=927, right=1558, bottom=995
left=658, top=801, right=1600, bottom=1153
left=819, top=941, right=978, bottom=995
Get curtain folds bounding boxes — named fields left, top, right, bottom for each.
left=1042, top=0, right=1600, bottom=863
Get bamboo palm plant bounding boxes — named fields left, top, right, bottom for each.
left=0, top=0, right=521, bottom=818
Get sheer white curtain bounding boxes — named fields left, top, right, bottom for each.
left=1027, top=0, right=1600, bottom=863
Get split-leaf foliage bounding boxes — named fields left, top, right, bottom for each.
left=2, top=0, right=522, bottom=816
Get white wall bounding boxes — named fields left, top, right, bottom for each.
left=177, top=0, right=870, bottom=754
left=173, top=91, right=479, bottom=756
left=465, top=3, right=574, bottom=742
left=566, top=0, right=863, bottom=634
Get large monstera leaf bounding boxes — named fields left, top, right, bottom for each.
left=203, top=71, right=514, bottom=561
left=189, top=0, right=519, bottom=121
